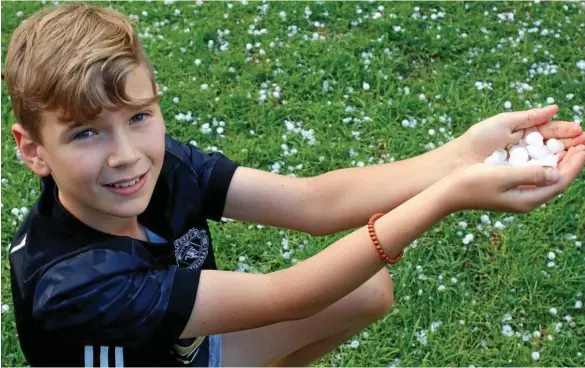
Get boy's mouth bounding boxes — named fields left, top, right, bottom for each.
left=103, top=172, right=148, bottom=195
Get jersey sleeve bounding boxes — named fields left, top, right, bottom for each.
left=171, top=136, right=240, bottom=221
left=32, top=248, right=201, bottom=348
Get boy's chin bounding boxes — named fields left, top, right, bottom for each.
left=111, top=208, right=147, bottom=219
left=107, top=200, right=150, bottom=219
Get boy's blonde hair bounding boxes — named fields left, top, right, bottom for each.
left=3, top=3, right=159, bottom=143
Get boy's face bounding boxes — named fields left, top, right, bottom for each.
left=22, top=65, right=166, bottom=225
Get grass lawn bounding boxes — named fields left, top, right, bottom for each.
left=2, top=1, right=584, bottom=366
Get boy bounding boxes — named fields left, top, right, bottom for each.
left=4, top=3, right=585, bottom=367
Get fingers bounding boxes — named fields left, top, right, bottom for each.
left=506, top=105, right=559, bottom=131
left=559, top=132, right=585, bottom=149
left=506, top=181, right=563, bottom=211
left=558, top=146, right=585, bottom=177
left=537, top=121, right=583, bottom=139
left=522, top=126, right=538, bottom=138
left=506, top=148, right=585, bottom=211
left=558, top=145, right=585, bottom=169
left=495, top=165, right=561, bottom=188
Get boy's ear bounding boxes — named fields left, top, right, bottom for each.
left=12, top=124, right=51, bottom=177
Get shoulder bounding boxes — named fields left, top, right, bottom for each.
left=154, top=134, right=240, bottom=222
left=161, top=134, right=239, bottom=181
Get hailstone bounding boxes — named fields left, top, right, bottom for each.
left=546, top=138, right=564, bottom=154
left=525, top=132, right=544, bottom=146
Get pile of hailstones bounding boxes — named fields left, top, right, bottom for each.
left=484, top=132, right=564, bottom=167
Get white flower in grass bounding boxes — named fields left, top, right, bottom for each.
left=575, top=300, right=582, bottom=309
left=1, top=304, right=9, bottom=312
left=549, top=307, right=557, bottom=315
left=363, top=82, right=370, bottom=91
left=531, top=351, right=540, bottom=361
left=350, top=340, right=360, bottom=348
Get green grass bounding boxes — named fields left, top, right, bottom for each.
left=2, top=1, right=585, bottom=367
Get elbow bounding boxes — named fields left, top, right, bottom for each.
left=301, top=178, right=333, bottom=238
left=304, top=213, right=331, bottom=237
left=280, top=302, right=321, bottom=322
left=265, top=271, right=322, bottom=322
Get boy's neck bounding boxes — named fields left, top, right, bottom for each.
left=58, top=191, right=147, bottom=241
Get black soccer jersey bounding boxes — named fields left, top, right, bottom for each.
left=8, top=134, right=239, bottom=367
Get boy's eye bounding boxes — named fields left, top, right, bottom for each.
left=72, top=130, right=96, bottom=141
left=130, top=113, right=148, bottom=124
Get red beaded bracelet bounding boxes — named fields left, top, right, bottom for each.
left=368, top=213, right=404, bottom=265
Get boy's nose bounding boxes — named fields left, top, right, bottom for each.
left=107, top=135, right=140, bottom=168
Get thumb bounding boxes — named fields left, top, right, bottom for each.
left=506, top=105, right=559, bottom=131
left=499, top=165, right=561, bottom=188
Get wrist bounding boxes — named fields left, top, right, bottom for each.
left=426, top=173, right=463, bottom=215
left=442, top=137, right=468, bottom=171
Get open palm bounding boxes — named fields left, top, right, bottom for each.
left=457, top=105, right=585, bottom=165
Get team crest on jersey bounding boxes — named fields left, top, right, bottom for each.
left=174, top=228, right=209, bottom=269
